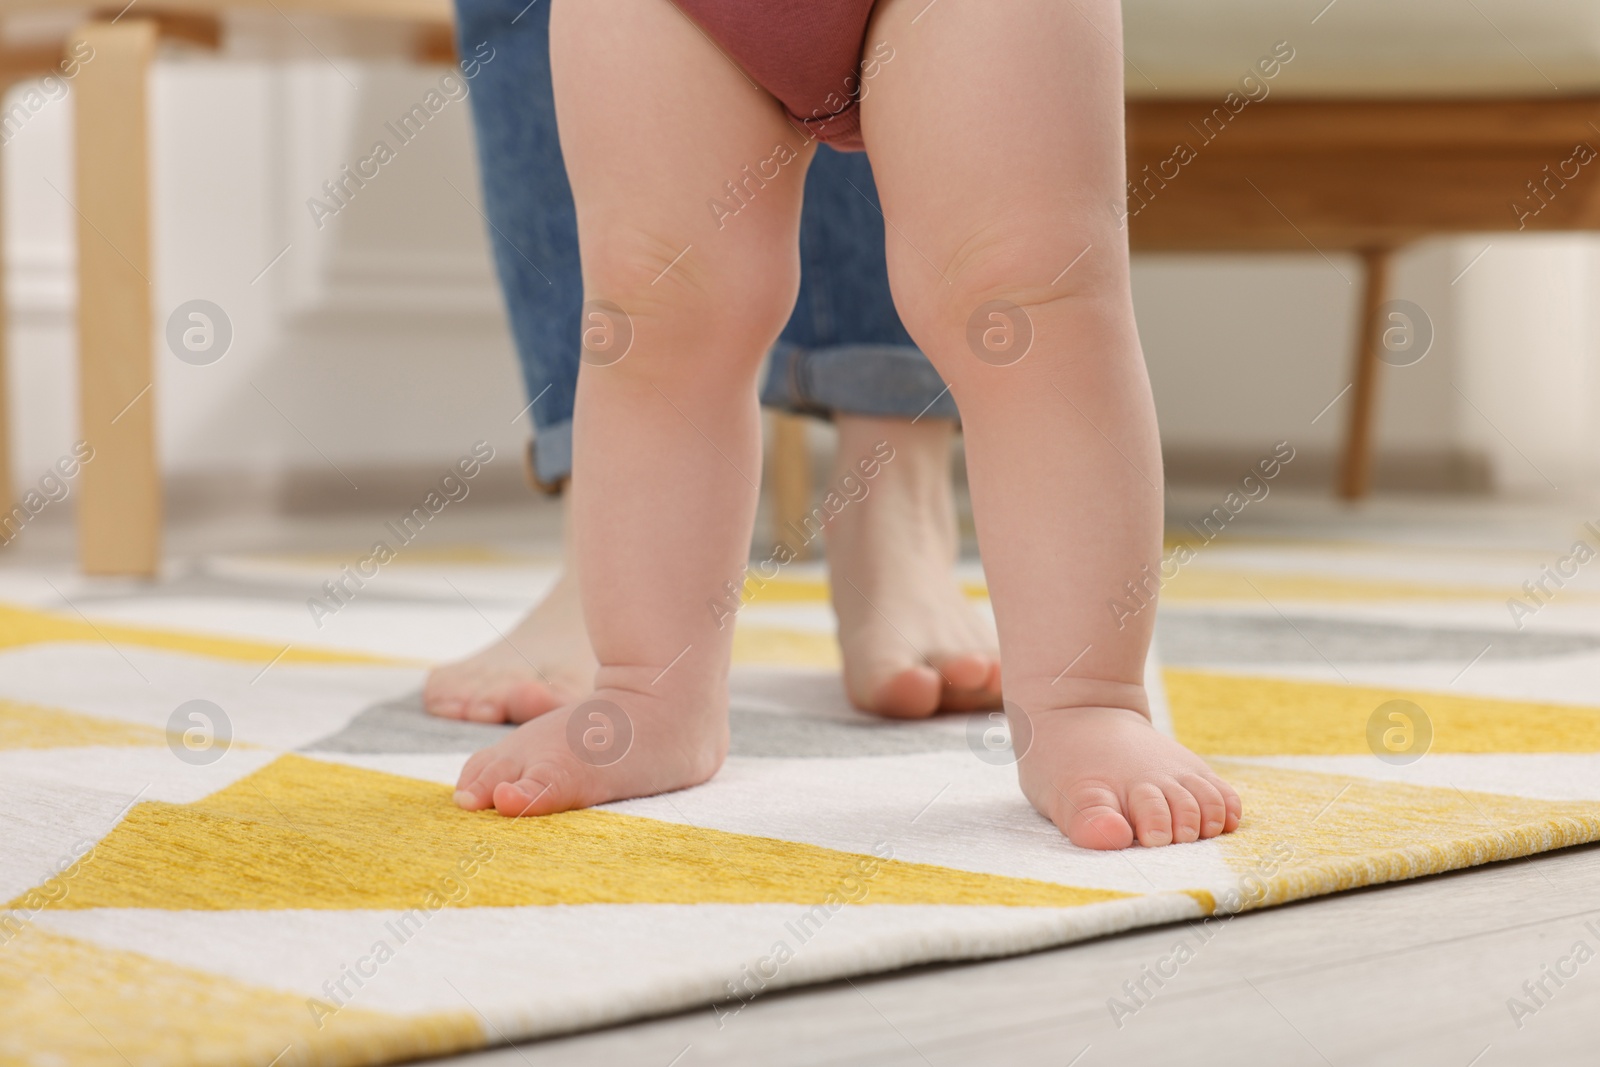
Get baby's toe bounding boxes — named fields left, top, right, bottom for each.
left=492, top=770, right=570, bottom=817
left=1181, top=773, right=1229, bottom=839
left=453, top=753, right=522, bottom=810
left=1058, top=781, right=1134, bottom=850
left=1163, top=782, right=1204, bottom=843
left=1207, top=773, right=1243, bottom=832
left=451, top=748, right=493, bottom=800
left=1127, top=781, right=1174, bottom=847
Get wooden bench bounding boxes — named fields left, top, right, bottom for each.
left=1125, top=94, right=1600, bottom=498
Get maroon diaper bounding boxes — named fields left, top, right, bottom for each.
left=672, top=0, right=881, bottom=151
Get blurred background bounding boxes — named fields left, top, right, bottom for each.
left=4, top=0, right=1600, bottom=566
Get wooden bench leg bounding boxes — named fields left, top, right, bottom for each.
left=1337, top=247, right=1392, bottom=501
left=769, top=412, right=814, bottom=559
left=74, top=19, right=161, bottom=576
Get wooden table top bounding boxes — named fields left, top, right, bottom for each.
left=0, top=0, right=449, bottom=22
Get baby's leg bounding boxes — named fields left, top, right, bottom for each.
left=861, top=0, right=1240, bottom=848
left=454, top=0, right=812, bottom=815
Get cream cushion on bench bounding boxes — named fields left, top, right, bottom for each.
left=1124, top=0, right=1600, bottom=97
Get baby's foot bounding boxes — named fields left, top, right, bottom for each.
left=423, top=568, right=598, bottom=723
left=451, top=673, right=728, bottom=816
left=827, top=416, right=1001, bottom=718
left=1015, top=705, right=1241, bottom=849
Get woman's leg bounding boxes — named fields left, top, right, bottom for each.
left=424, top=0, right=593, bottom=724
left=861, top=0, right=1240, bottom=848
left=453, top=0, right=579, bottom=477
left=453, top=0, right=813, bottom=815
left=826, top=414, right=1000, bottom=716
left=770, top=147, right=999, bottom=718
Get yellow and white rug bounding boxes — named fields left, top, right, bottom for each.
left=5, top=535, right=1600, bottom=1067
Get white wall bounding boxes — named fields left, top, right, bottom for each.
left=5, top=42, right=525, bottom=508
left=1452, top=237, right=1600, bottom=493
left=5, top=36, right=1598, bottom=506
left=1134, top=233, right=1600, bottom=494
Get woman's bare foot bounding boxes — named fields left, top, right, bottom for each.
left=428, top=412, right=994, bottom=725
left=452, top=667, right=729, bottom=815
left=1015, top=704, right=1241, bottom=850
left=422, top=565, right=599, bottom=724
left=827, top=415, right=1002, bottom=719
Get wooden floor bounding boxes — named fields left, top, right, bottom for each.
left=431, top=841, right=1600, bottom=1066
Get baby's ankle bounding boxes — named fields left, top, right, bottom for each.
left=1007, top=676, right=1151, bottom=722
left=590, top=662, right=729, bottom=717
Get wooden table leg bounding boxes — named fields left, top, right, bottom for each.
left=769, top=412, right=814, bottom=559
left=0, top=121, right=12, bottom=520
left=1337, top=247, right=1392, bottom=501
left=74, top=19, right=160, bottom=576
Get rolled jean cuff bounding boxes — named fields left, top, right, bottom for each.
left=760, top=343, right=960, bottom=423
left=529, top=418, right=574, bottom=490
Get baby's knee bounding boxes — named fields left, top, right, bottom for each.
left=889, top=218, right=1131, bottom=381
left=581, top=224, right=799, bottom=370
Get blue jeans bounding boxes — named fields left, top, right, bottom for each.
left=454, top=0, right=957, bottom=486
